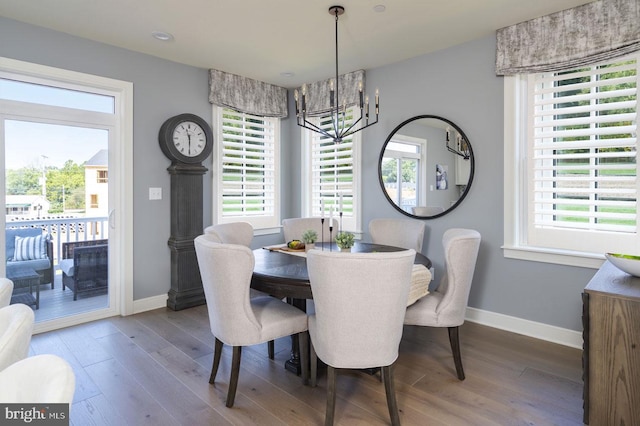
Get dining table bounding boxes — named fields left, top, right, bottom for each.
left=251, top=241, right=432, bottom=374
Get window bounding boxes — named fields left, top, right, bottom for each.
left=504, top=53, right=638, bottom=266
left=213, top=107, right=280, bottom=231
left=97, top=170, right=108, bottom=183
left=90, top=194, right=99, bottom=208
left=380, top=135, right=425, bottom=214
left=302, top=107, right=361, bottom=234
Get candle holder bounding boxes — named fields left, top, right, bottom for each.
left=329, top=226, right=333, bottom=251
left=320, top=218, right=325, bottom=251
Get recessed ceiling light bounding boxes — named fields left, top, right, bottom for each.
left=373, top=5, right=386, bottom=12
left=152, top=31, right=174, bottom=42
left=280, top=72, right=295, bottom=78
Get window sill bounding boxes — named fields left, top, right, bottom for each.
left=502, top=245, right=605, bottom=269
left=254, top=226, right=281, bottom=236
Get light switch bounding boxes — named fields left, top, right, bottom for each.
left=149, top=187, right=162, bottom=200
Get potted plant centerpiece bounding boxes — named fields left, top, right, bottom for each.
left=302, top=229, right=318, bottom=252
left=335, top=231, right=355, bottom=252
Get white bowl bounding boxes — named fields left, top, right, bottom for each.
left=605, top=253, right=640, bottom=277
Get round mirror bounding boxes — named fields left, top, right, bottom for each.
left=378, top=115, right=474, bottom=219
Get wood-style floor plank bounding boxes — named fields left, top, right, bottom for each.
left=28, top=306, right=583, bottom=425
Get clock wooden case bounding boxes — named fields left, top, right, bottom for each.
left=159, top=113, right=213, bottom=310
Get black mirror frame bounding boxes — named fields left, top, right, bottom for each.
left=378, top=114, right=475, bottom=219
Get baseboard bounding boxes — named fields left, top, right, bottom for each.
left=465, top=307, right=583, bottom=349
left=133, top=294, right=168, bottom=314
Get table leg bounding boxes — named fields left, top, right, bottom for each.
left=284, top=297, right=306, bottom=375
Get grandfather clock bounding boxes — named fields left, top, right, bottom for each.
left=158, top=113, right=214, bottom=310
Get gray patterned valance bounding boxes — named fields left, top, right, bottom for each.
left=496, top=0, right=640, bottom=75
left=208, top=69, right=288, bottom=118
left=297, top=70, right=365, bottom=116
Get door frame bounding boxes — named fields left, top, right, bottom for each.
left=0, top=57, right=133, bottom=333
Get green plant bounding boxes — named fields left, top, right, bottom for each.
left=301, top=229, right=318, bottom=244
left=335, top=231, right=355, bottom=249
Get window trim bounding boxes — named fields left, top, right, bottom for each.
left=211, top=106, right=281, bottom=234
left=503, top=70, right=637, bottom=269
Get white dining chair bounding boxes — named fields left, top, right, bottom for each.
left=0, top=303, right=35, bottom=371
left=194, top=236, right=309, bottom=407
left=307, top=249, right=416, bottom=426
left=0, top=354, right=76, bottom=404
left=369, top=218, right=426, bottom=252
left=203, top=222, right=279, bottom=358
left=204, top=222, right=254, bottom=247
left=404, top=228, right=481, bottom=380
left=282, top=217, right=338, bottom=243
left=0, top=278, right=13, bottom=308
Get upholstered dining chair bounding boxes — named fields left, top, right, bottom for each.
left=0, top=304, right=35, bottom=371
left=203, top=223, right=278, bottom=358
left=404, top=228, right=481, bottom=380
left=369, top=218, right=426, bottom=252
left=307, top=249, right=416, bottom=426
left=194, top=236, right=309, bottom=408
left=282, top=217, right=339, bottom=243
left=0, top=354, right=76, bottom=404
left=204, top=222, right=254, bottom=247
left=0, top=278, right=13, bottom=308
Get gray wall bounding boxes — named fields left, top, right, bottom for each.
left=2, top=17, right=594, bottom=331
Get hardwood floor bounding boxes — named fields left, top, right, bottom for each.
left=29, top=305, right=584, bottom=425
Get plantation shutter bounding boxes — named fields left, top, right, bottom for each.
left=530, top=56, right=638, bottom=235
left=310, top=108, right=356, bottom=220
left=220, top=109, right=276, bottom=219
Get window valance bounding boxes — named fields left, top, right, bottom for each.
left=495, top=0, right=640, bottom=75
left=208, top=69, right=288, bottom=118
left=297, top=70, right=365, bottom=116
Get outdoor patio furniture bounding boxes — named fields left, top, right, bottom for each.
left=7, top=266, right=41, bottom=310
left=59, top=239, right=108, bottom=300
left=5, top=228, right=54, bottom=289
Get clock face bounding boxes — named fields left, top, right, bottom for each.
left=173, top=121, right=206, bottom=157
left=159, top=113, right=213, bottom=164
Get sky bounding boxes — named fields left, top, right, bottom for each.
left=1, top=78, right=110, bottom=169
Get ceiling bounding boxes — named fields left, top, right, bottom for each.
left=0, top=0, right=594, bottom=88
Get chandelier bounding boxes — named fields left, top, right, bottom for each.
left=294, top=5, right=379, bottom=143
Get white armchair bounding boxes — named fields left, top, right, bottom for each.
left=194, top=236, right=309, bottom=408
left=282, top=217, right=338, bottom=243
left=307, top=249, right=416, bottom=426
left=204, top=222, right=254, bottom=247
left=404, top=228, right=481, bottom=380
left=369, top=218, right=426, bottom=252
left=0, top=278, right=13, bottom=308
left=0, top=354, right=75, bottom=404
left=0, top=304, right=35, bottom=371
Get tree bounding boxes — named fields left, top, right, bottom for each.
left=6, top=166, right=41, bottom=195
left=46, top=160, right=85, bottom=211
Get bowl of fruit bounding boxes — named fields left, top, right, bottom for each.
left=605, top=253, right=640, bottom=277
left=286, top=240, right=305, bottom=251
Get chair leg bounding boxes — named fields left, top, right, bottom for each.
left=310, top=340, right=318, bottom=387
left=268, top=340, right=275, bottom=359
left=209, top=338, right=224, bottom=384
left=382, top=364, right=401, bottom=426
left=448, top=326, right=465, bottom=380
left=325, top=366, right=337, bottom=426
left=299, top=331, right=309, bottom=385
left=226, top=346, right=242, bottom=408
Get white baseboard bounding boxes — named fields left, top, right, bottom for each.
left=128, top=296, right=583, bottom=349
left=133, top=294, right=168, bottom=314
left=465, top=307, right=583, bottom=349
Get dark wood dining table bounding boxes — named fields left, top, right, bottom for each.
left=251, top=241, right=432, bottom=374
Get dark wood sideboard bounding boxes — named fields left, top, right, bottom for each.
left=582, top=261, right=640, bottom=425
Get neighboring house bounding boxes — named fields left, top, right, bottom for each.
left=84, top=149, right=108, bottom=218
left=5, top=194, right=50, bottom=219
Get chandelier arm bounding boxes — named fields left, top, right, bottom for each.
left=341, top=117, right=380, bottom=140
left=299, top=118, right=333, bottom=138
left=338, top=114, right=363, bottom=137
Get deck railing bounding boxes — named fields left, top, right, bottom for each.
left=6, top=216, right=109, bottom=266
